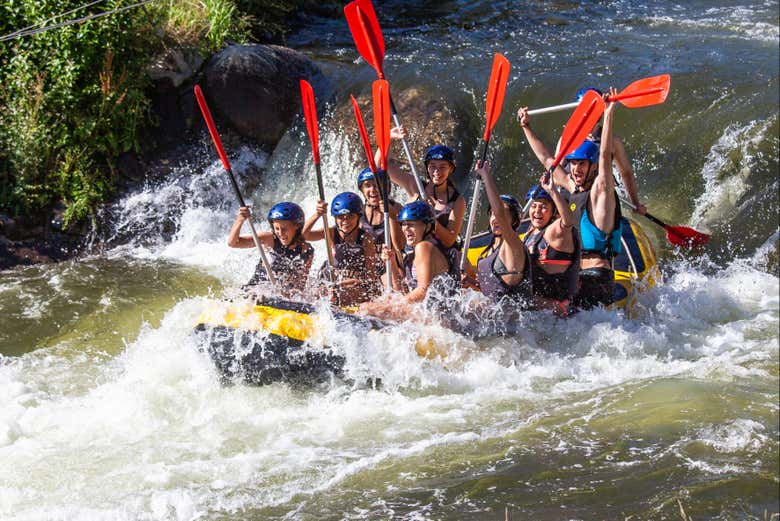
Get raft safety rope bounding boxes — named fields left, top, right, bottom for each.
left=0, top=0, right=157, bottom=42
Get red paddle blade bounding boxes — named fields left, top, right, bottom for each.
left=482, top=53, right=510, bottom=142
left=612, top=74, right=670, bottom=108
left=666, top=225, right=710, bottom=247
left=299, top=80, right=320, bottom=164
left=344, top=0, right=385, bottom=79
left=350, top=95, right=378, bottom=173
left=553, top=89, right=605, bottom=167
left=372, top=80, right=391, bottom=171
left=194, top=85, right=231, bottom=172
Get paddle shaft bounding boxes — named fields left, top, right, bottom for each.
left=619, top=196, right=671, bottom=229
left=528, top=101, right=578, bottom=116
left=314, top=162, right=336, bottom=270
left=389, top=94, right=426, bottom=200
left=528, top=86, right=666, bottom=116
left=194, top=86, right=276, bottom=286
left=459, top=140, right=490, bottom=270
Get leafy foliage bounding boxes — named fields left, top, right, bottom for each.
left=0, top=0, right=307, bottom=229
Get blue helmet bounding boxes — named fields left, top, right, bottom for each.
left=488, top=194, right=522, bottom=230
left=357, top=167, right=375, bottom=189
left=575, top=86, right=603, bottom=102
left=330, top=192, right=364, bottom=216
left=565, top=140, right=599, bottom=163
left=398, top=200, right=435, bottom=224
left=424, top=144, right=455, bottom=165
left=267, top=202, right=305, bottom=226
left=525, top=184, right=553, bottom=201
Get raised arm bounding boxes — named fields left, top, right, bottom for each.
left=405, top=241, right=435, bottom=303
left=517, top=107, right=572, bottom=190
left=227, top=207, right=274, bottom=248
left=589, top=88, right=618, bottom=233
left=540, top=173, right=575, bottom=244
left=301, top=200, right=327, bottom=241
left=431, top=197, right=465, bottom=249
left=476, top=160, right=522, bottom=251
left=375, top=126, right=419, bottom=201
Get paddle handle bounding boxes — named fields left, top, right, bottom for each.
left=389, top=95, right=426, bottom=200
left=314, top=163, right=336, bottom=270
left=527, top=101, right=579, bottom=116
left=459, top=140, right=490, bottom=270
left=194, top=85, right=276, bottom=287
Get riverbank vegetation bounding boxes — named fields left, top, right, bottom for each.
left=0, top=0, right=334, bottom=229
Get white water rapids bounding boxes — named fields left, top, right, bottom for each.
left=1, top=137, right=777, bottom=519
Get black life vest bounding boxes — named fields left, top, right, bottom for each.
left=524, top=225, right=581, bottom=302
left=248, top=236, right=314, bottom=293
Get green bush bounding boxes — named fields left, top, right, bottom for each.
left=0, top=0, right=259, bottom=229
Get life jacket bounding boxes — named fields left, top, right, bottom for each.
left=332, top=228, right=371, bottom=281
left=569, top=187, right=623, bottom=260
left=360, top=199, right=401, bottom=247
left=248, top=236, right=314, bottom=293
left=320, top=227, right=381, bottom=302
left=524, top=224, right=581, bottom=302
left=476, top=238, right=533, bottom=306
left=403, top=235, right=461, bottom=292
left=422, top=180, right=461, bottom=229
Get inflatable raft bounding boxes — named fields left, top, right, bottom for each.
left=195, top=217, right=660, bottom=385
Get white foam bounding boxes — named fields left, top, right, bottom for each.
left=697, top=418, right=768, bottom=453
left=691, top=118, right=775, bottom=227
left=645, top=8, right=779, bottom=44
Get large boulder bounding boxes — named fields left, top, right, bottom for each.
left=330, top=86, right=471, bottom=176
left=260, top=85, right=472, bottom=205
left=202, top=44, right=328, bottom=147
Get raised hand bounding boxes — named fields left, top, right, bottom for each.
left=604, top=87, right=619, bottom=115
left=473, top=159, right=490, bottom=180
left=540, top=170, right=554, bottom=192
left=517, top=107, right=531, bottom=128
left=237, top=206, right=251, bottom=221
left=389, top=125, right=407, bottom=141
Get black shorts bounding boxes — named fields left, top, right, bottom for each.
left=573, top=267, right=615, bottom=310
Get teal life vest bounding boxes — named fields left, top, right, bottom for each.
left=569, top=188, right=623, bottom=259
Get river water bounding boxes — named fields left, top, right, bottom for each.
left=1, top=1, right=778, bottom=520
